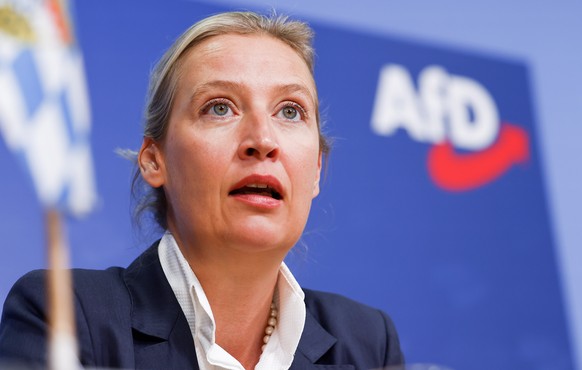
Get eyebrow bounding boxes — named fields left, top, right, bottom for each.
left=189, top=80, right=243, bottom=100
left=189, top=80, right=316, bottom=106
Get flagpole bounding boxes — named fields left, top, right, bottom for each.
left=1, top=0, right=96, bottom=363
left=46, top=208, right=79, bottom=370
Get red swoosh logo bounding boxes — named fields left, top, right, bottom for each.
left=427, top=123, right=530, bottom=191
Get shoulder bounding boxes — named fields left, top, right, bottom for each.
left=0, top=244, right=161, bottom=367
left=5, top=266, right=128, bottom=306
left=71, top=267, right=131, bottom=321
left=72, top=267, right=128, bottom=299
left=2, top=266, right=131, bottom=331
left=302, top=288, right=404, bottom=366
left=304, top=288, right=381, bottom=315
left=1, top=267, right=126, bottom=318
left=303, top=288, right=393, bottom=329
left=0, top=267, right=131, bottom=366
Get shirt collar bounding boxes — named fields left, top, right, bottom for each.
left=158, top=232, right=306, bottom=370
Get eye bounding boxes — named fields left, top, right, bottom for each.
left=201, top=99, right=235, bottom=118
left=282, top=106, right=298, bottom=120
left=276, top=103, right=305, bottom=122
left=210, top=103, right=230, bottom=116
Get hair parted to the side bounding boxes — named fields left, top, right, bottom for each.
left=133, top=11, right=331, bottom=230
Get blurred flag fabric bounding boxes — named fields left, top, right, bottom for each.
left=0, top=0, right=96, bottom=216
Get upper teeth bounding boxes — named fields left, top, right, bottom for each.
left=247, top=184, right=268, bottom=189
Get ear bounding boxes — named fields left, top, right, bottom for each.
left=312, top=151, right=322, bottom=198
left=138, top=138, right=165, bottom=188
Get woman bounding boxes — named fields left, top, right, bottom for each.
left=0, top=11, right=403, bottom=369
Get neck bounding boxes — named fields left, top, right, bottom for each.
left=171, top=231, right=285, bottom=369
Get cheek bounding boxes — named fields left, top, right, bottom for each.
left=166, top=131, right=224, bottom=173
left=291, top=147, right=321, bottom=198
left=163, top=140, right=210, bottom=199
left=170, top=137, right=238, bottom=207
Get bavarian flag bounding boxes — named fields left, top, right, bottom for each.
left=0, top=0, right=96, bottom=216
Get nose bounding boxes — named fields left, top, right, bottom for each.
left=237, top=113, right=280, bottom=160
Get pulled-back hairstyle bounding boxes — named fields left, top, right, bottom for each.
left=134, top=11, right=330, bottom=230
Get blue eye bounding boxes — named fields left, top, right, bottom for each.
left=277, top=104, right=304, bottom=122
left=282, top=106, right=298, bottom=120
left=211, top=103, right=230, bottom=116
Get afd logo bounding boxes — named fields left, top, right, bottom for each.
left=371, top=64, right=530, bottom=191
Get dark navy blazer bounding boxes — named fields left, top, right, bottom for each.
left=0, top=244, right=404, bottom=369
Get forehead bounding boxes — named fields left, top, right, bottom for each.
left=176, top=33, right=316, bottom=96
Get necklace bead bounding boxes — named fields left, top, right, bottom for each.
left=261, top=300, right=278, bottom=352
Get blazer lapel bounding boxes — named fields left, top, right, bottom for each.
left=122, top=243, right=353, bottom=370
left=290, top=311, right=355, bottom=370
left=124, top=243, right=200, bottom=370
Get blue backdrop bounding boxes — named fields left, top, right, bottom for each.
left=0, top=1, right=576, bottom=369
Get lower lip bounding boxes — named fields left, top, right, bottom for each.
left=230, top=194, right=282, bottom=209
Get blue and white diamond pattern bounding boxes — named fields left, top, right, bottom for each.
left=0, top=1, right=96, bottom=216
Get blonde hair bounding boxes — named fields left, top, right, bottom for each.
left=135, top=11, right=330, bottom=229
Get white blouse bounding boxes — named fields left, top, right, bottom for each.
left=158, top=232, right=306, bottom=370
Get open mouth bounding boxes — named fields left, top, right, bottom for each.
left=229, top=184, right=283, bottom=200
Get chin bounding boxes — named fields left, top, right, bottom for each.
left=232, top=224, right=301, bottom=254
